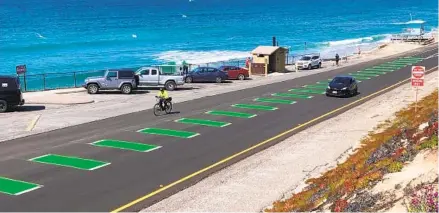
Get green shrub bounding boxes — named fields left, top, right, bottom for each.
left=419, top=135, right=438, bottom=150
left=388, top=162, right=403, bottom=173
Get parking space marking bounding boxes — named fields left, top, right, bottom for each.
left=316, top=81, right=331, bottom=84
left=303, top=84, right=328, bottom=89
left=254, top=98, right=297, bottom=104
left=29, top=154, right=110, bottom=171
left=175, top=118, right=231, bottom=127
left=288, top=88, right=326, bottom=94
left=349, top=73, right=378, bottom=77
left=271, top=93, right=313, bottom=99
left=0, top=177, right=42, bottom=196
left=91, top=140, right=162, bottom=152
left=347, top=75, right=371, bottom=80
left=365, top=68, right=394, bottom=72
left=206, top=110, right=257, bottom=118
left=232, top=104, right=278, bottom=111
left=358, top=70, right=388, bottom=75
left=138, top=128, right=200, bottom=138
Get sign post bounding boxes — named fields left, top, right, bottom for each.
left=411, top=66, right=425, bottom=114
left=16, top=65, right=27, bottom=91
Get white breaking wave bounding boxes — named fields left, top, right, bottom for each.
left=154, top=50, right=250, bottom=64
left=132, top=34, right=138, bottom=38
left=35, top=33, right=46, bottom=39
left=392, top=20, right=426, bottom=25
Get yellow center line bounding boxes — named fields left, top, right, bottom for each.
left=111, top=66, right=438, bottom=213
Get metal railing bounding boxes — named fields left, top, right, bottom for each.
left=16, top=53, right=322, bottom=92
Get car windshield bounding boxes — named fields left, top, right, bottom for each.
left=332, top=77, right=351, bottom=84
left=301, top=56, right=311, bottom=60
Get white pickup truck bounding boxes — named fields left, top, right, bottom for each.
left=135, top=67, right=185, bottom=91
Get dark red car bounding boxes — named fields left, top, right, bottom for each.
left=218, top=66, right=249, bottom=80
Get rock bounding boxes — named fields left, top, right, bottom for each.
left=418, top=122, right=429, bottom=131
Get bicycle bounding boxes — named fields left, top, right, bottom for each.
left=153, top=96, right=173, bottom=116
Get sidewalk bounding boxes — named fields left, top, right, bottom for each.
left=0, top=42, right=433, bottom=143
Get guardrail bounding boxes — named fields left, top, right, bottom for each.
left=16, top=53, right=322, bottom=92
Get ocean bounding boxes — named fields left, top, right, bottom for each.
left=1, top=0, right=438, bottom=76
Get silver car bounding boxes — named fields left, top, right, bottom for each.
left=295, top=55, right=322, bottom=70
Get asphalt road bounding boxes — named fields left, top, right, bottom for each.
left=0, top=45, right=437, bottom=211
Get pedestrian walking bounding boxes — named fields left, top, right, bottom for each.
left=335, top=53, right=340, bottom=66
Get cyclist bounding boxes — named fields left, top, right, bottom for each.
left=156, top=87, right=170, bottom=111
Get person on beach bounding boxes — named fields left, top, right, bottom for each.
left=182, top=60, right=189, bottom=75
left=245, top=57, right=250, bottom=69
left=335, top=53, right=340, bottom=66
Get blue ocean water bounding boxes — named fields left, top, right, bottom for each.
left=0, top=0, right=437, bottom=76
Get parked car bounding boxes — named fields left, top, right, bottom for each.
left=185, top=67, right=228, bottom=83
left=135, top=67, right=185, bottom=91
left=0, top=75, right=25, bottom=113
left=296, top=55, right=322, bottom=70
left=326, top=75, right=358, bottom=97
left=218, top=66, right=249, bottom=80
left=83, top=69, right=138, bottom=94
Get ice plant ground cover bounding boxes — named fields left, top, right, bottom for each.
left=265, top=90, right=438, bottom=212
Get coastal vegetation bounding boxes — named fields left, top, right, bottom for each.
left=265, top=90, right=438, bottom=212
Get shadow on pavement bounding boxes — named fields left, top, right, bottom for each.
left=14, top=105, right=46, bottom=112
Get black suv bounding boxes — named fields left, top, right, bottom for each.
left=0, top=75, right=25, bottom=112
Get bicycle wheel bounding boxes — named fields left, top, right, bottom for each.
left=165, top=102, right=173, bottom=114
left=153, top=103, right=162, bottom=116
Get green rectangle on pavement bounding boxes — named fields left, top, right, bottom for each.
left=206, top=110, right=256, bottom=118
left=91, top=140, right=161, bottom=152
left=254, top=98, right=297, bottom=104
left=0, top=177, right=42, bottom=196
left=272, top=93, right=313, bottom=99
left=288, top=88, right=325, bottom=94
left=138, top=128, right=200, bottom=138
left=316, top=81, right=331, bottom=84
left=359, top=70, right=388, bottom=75
left=349, top=73, right=378, bottom=77
left=176, top=118, right=231, bottom=127
left=366, top=68, right=394, bottom=72
left=232, top=104, right=278, bottom=111
left=347, top=75, right=371, bottom=80
left=303, top=84, right=328, bottom=89
left=29, top=154, right=110, bottom=171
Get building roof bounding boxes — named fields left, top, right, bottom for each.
left=251, top=46, right=281, bottom=55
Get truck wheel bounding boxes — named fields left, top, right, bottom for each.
left=87, top=84, right=99, bottom=94
left=237, top=74, right=245, bottom=80
left=185, top=77, right=193, bottom=83
left=0, top=100, right=7, bottom=113
left=165, top=81, right=176, bottom=91
left=121, top=84, right=132, bottom=94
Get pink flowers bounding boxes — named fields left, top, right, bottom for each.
left=408, top=184, right=438, bottom=212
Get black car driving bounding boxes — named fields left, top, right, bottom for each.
left=326, top=75, right=358, bottom=97
left=0, top=75, right=25, bottom=112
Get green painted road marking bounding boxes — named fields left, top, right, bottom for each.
left=396, top=59, right=421, bottom=63
left=272, top=93, right=313, bottom=99
left=349, top=73, right=379, bottom=77
left=232, top=104, right=278, bottom=111
left=303, top=84, right=328, bottom=89
left=366, top=68, right=394, bottom=72
left=389, top=62, right=411, bottom=65
left=288, top=88, right=325, bottom=94
left=29, top=154, right=110, bottom=171
left=255, top=97, right=297, bottom=104
left=176, top=118, right=231, bottom=127
left=138, top=128, right=200, bottom=138
left=91, top=140, right=161, bottom=152
left=316, top=81, right=331, bottom=84
left=0, top=177, right=42, bottom=196
left=206, top=110, right=256, bottom=118
left=359, top=70, right=388, bottom=75
left=347, top=75, right=371, bottom=80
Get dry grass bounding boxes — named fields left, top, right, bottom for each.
left=265, top=90, right=438, bottom=212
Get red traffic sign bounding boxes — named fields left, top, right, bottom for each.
left=411, top=79, right=424, bottom=87
left=411, top=66, right=425, bottom=79
left=16, top=65, right=26, bottom=75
